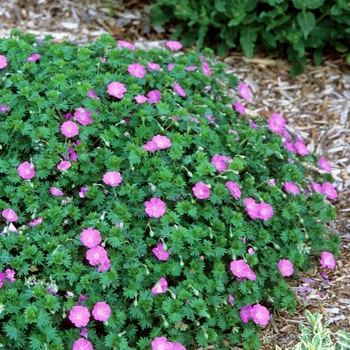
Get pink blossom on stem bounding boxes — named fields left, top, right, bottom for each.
left=80, top=228, right=102, bottom=248
left=102, top=171, right=122, bottom=187
left=72, top=338, right=93, bottom=350
left=50, top=187, right=64, bottom=196
left=249, top=119, right=258, bottom=130
left=320, top=252, right=336, bottom=269
left=205, top=115, right=215, bottom=123
left=284, top=141, right=296, bottom=153
left=192, top=182, right=210, bottom=199
left=238, top=82, right=251, bottom=99
left=135, top=95, right=148, bottom=104
left=172, top=82, right=186, bottom=97
left=172, top=342, right=186, bottom=350
left=226, top=181, right=241, bottom=199
left=144, top=198, right=166, bottom=218
left=240, top=304, right=253, bottom=323
left=143, top=141, right=159, bottom=152
left=212, top=154, right=230, bottom=172
left=151, top=337, right=173, bottom=350
left=152, top=243, right=170, bottom=261
left=233, top=102, right=246, bottom=115
left=147, top=62, right=160, bottom=70
left=57, top=161, right=71, bottom=171
left=269, top=178, right=275, bottom=186
left=267, top=113, right=286, bottom=134
left=86, top=245, right=108, bottom=266
left=128, top=63, right=146, bottom=78
left=29, top=217, right=43, bottom=227
left=228, top=294, right=234, bottom=306
left=5, top=269, right=15, bottom=283
left=278, top=259, right=294, bottom=277
left=322, top=182, right=337, bottom=200
left=0, top=55, right=8, bottom=69
left=92, top=302, right=111, bottom=321
left=107, top=82, right=127, bottom=99
left=204, top=85, right=211, bottom=92
left=243, top=198, right=259, bottom=219
left=152, top=135, right=171, bottom=149
left=17, top=161, right=36, bottom=180
left=61, top=121, right=79, bottom=138
left=147, top=90, right=162, bottom=104
left=69, top=305, right=90, bottom=327
left=79, top=187, right=89, bottom=198
left=87, top=90, right=100, bottom=100
left=318, top=158, right=332, bottom=173
left=74, top=107, right=93, bottom=126
left=230, top=259, right=256, bottom=280
left=166, top=41, right=182, bottom=50
left=251, top=304, right=270, bottom=326
left=186, top=65, right=197, bottom=71
left=151, top=278, right=168, bottom=295
left=2, top=209, right=18, bottom=222
left=257, top=202, right=274, bottom=221
left=97, top=257, right=110, bottom=272
left=79, top=327, right=88, bottom=338
left=168, top=63, right=175, bottom=71
left=201, top=62, right=211, bottom=76
left=27, top=54, right=41, bottom=62
left=0, top=104, right=9, bottom=113
left=295, top=141, right=309, bottom=156
left=117, top=40, right=135, bottom=50
left=248, top=247, right=255, bottom=255
left=284, top=182, right=300, bottom=195
left=311, top=181, right=323, bottom=194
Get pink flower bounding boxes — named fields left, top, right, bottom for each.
left=61, top=121, right=79, bottom=138
left=5, top=269, right=15, bottom=283
left=72, top=338, right=93, bottom=350
left=233, top=102, right=246, bottom=115
left=79, top=187, right=89, bottom=198
left=267, top=113, right=286, bottom=134
left=311, top=181, right=323, bottom=194
left=135, top=95, right=148, bottom=104
left=205, top=115, right=215, bottom=123
left=202, top=62, right=211, bottom=76
left=0, top=55, right=7, bottom=69
left=144, top=198, right=166, bottom=218
left=92, top=302, right=111, bottom=322
left=143, top=141, right=159, bottom=152
left=278, top=259, right=294, bottom=277
left=172, top=343, right=186, bottom=350
left=57, top=161, right=71, bottom=171
left=318, top=158, right=331, bottom=173
left=172, top=82, right=186, bottom=97
left=107, top=82, right=127, bottom=99
left=212, top=154, right=229, bottom=172
left=17, top=161, right=36, bottom=180
left=230, top=259, right=256, bottom=280
left=151, top=278, right=168, bottom=295
left=284, top=141, right=296, bottom=153
left=147, top=62, right=161, bottom=71
left=147, top=90, right=162, bottom=104
left=243, top=198, right=259, bottom=219
left=322, top=182, right=337, bottom=200
left=284, top=182, right=300, bottom=195
left=87, top=90, right=100, bottom=100
left=204, top=85, right=211, bottom=92
left=186, top=65, right=197, bottom=71
left=99, top=57, right=107, bottom=63
left=97, top=257, right=110, bottom=272
left=29, top=217, right=43, bottom=227
left=69, top=305, right=90, bottom=327
left=269, top=178, right=276, bottom=186
left=240, top=304, right=253, bottom=323
left=115, top=222, right=124, bottom=228
left=166, top=41, right=182, bottom=50
left=86, top=245, right=108, bottom=266
left=228, top=294, right=235, bottom=306
left=152, top=243, right=170, bottom=261
left=192, top=182, right=210, bottom=199
left=102, top=171, right=122, bottom=187
left=295, top=141, right=308, bottom=156
left=226, top=181, right=241, bottom=200
left=68, top=147, right=78, bottom=162
left=151, top=337, right=173, bottom=350
left=0, top=104, right=9, bottom=112
left=257, top=202, right=274, bottom=221
left=74, top=108, right=93, bottom=126
left=152, top=135, right=171, bottom=149
left=251, top=304, right=270, bottom=326
left=248, top=247, right=255, bottom=255
left=249, top=119, right=258, bottom=130
left=189, top=116, right=199, bottom=124
left=320, top=252, right=336, bottom=269
left=27, top=54, right=41, bottom=62
left=238, top=82, right=251, bottom=99
left=128, top=63, right=146, bottom=78
left=80, top=228, right=102, bottom=248
left=50, top=187, right=64, bottom=196
left=168, top=63, right=175, bottom=71
left=117, top=40, right=135, bottom=50
left=2, top=209, right=18, bottom=222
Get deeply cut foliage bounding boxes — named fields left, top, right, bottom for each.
left=0, top=30, right=340, bottom=349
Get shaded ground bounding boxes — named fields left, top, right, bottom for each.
left=1, top=0, right=350, bottom=349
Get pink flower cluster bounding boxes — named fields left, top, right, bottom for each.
left=145, top=198, right=166, bottom=218
left=240, top=303, right=270, bottom=326
left=134, top=90, right=162, bottom=104
left=243, top=198, right=274, bottom=221
left=311, top=181, right=337, bottom=200
left=151, top=336, right=185, bottom=350
left=211, top=154, right=233, bottom=172
left=0, top=269, right=16, bottom=288
left=230, top=259, right=256, bottom=281
left=143, top=135, right=171, bottom=152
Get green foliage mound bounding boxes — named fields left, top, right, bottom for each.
left=0, top=30, right=340, bottom=349
left=151, top=0, right=350, bottom=76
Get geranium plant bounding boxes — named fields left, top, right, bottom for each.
left=0, top=29, right=340, bottom=349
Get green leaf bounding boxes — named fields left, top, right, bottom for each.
left=239, top=27, right=258, bottom=58
left=297, top=11, right=316, bottom=39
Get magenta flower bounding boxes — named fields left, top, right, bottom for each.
left=0, top=273, right=7, bottom=288
left=248, top=247, right=255, bottom=255
left=228, top=294, right=234, bottom=306
left=147, top=90, right=162, bottom=104
left=278, top=259, right=294, bottom=277
left=238, top=82, right=251, bottom=99
left=212, top=154, right=230, bottom=172
left=152, top=135, right=171, bottom=149
left=269, top=178, right=276, bottom=186
left=29, top=217, right=43, bottom=227
left=17, top=161, right=36, bottom=180
left=204, top=85, right=211, bottom=92
left=295, top=141, right=308, bottom=156
left=172, top=82, right=186, bottom=97
left=74, top=107, right=93, bottom=126
left=147, top=62, right=160, bottom=71
left=322, top=182, right=337, bottom=200
left=80, top=228, right=102, bottom=248
left=251, top=304, right=270, bottom=326
left=5, top=269, right=15, bottom=283
left=57, top=161, right=71, bottom=171
left=151, top=337, right=173, bottom=350
left=168, top=63, right=175, bottom=71
left=144, top=198, right=166, bottom=218
left=201, top=62, right=211, bottom=76
left=284, top=141, right=296, bottom=153
left=102, top=171, right=122, bottom=187
left=97, top=257, right=110, bottom=272
left=0, top=55, right=7, bottom=69
left=79, top=187, right=89, bottom=198
left=92, top=302, right=111, bottom=322
left=166, top=41, right=182, bottom=50
left=0, top=104, right=9, bottom=113
left=249, top=119, right=258, bottom=130
left=172, top=343, right=186, bottom=350
left=267, top=113, right=286, bottom=134
left=107, top=82, right=127, bottom=99
left=99, top=57, right=107, bottom=63
left=2, top=209, right=18, bottom=222
left=135, top=95, right=148, bottom=104
left=68, top=147, right=78, bottom=162
left=128, top=63, right=146, bottom=78
left=117, top=40, right=135, bottom=50
left=205, top=115, right=215, bottom=123
left=311, top=181, right=323, bottom=194
left=86, top=245, right=108, bottom=266
left=87, top=90, right=100, bottom=100
left=189, top=116, right=199, bottom=124
left=230, top=259, right=256, bottom=280
left=284, top=182, right=300, bottom=195
left=240, top=304, right=253, bottom=323
left=257, top=202, right=274, bottom=221
left=143, top=141, right=159, bottom=152
left=318, top=158, right=331, bottom=172
left=151, top=278, right=168, bottom=295
left=192, top=182, right=210, bottom=199
left=69, top=305, right=90, bottom=327
left=320, top=252, right=336, bottom=269
left=243, top=198, right=259, bottom=219
left=79, top=327, right=88, bottom=338
left=72, top=338, right=93, bottom=350
left=27, top=54, right=41, bottom=62
left=186, top=65, right=197, bottom=71
left=61, top=121, right=79, bottom=138
left=152, top=243, right=170, bottom=261
left=50, top=187, right=64, bottom=196
left=226, top=181, right=241, bottom=200
left=233, top=102, right=246, bottom=115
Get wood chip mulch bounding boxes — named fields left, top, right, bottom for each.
left=1, top=1, right=349, bottom=349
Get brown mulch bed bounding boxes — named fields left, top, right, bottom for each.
left=1, top=1, right=350, bottom=349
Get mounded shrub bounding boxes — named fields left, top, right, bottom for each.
left=0, top=30, right=340, bottom=349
